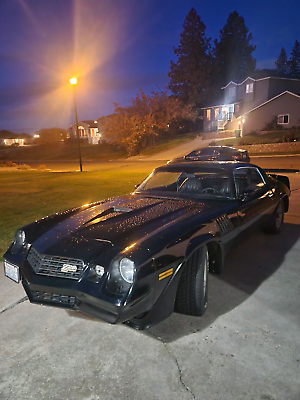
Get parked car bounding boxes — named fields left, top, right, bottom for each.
left=4, top=162, right=290, bottom=329
left=169, top=145, right=250, bottom=163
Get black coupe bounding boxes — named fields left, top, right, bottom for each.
left=3, top=162, right=290, bottom=329
left=169, top=145, right=250, bottom=163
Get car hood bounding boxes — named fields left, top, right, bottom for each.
left=52, top=194, right=215, bottom=248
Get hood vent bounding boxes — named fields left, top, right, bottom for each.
left=114, top=206, right=132, bottom=213
left=214, top=214, right=233, bottom=233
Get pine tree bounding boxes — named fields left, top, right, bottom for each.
left=214, top=11, right=256, bottom=86
left=275, top=47, right=289, bottom=76
left=168, top=8, right=213, bottom=109
left=288, top=40, right=300, bottom=78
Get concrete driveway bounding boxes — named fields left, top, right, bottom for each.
left=1, top=174, right=300, bottom=400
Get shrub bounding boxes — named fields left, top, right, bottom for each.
left=283, top=132, right=297, bottom=142
left=37, top=164, right=47, bottom=170
left=263, top=116, right=283, bottom=131
left=17, top=164, right=31, bottom=170
left=5, top=161, right=17, bottom=167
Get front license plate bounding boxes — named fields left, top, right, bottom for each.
left=4, top=260, right=20, bottom=283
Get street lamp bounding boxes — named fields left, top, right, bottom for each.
left=69, top=77, right=83, bottom=172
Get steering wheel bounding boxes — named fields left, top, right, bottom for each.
left=202, top=187, right=219, bottom=194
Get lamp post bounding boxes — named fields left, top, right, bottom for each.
left=69, top=77, right=83, bottom=172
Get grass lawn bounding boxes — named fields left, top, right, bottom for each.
left=139, top=132, right=199, bottom=156
left=0, top=132, right=200, bottom=162
left=0, top=164, right=158, bottom=259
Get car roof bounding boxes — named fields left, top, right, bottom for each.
left=156, top=161, right=258, bottom=173
left=188, top=146, right=247, bottom=153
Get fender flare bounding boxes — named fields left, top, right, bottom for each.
left=186, top=234, right=225, bottom=274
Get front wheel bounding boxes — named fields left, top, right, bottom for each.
left=175, top=246, right=209, bottom=316
left=264, top=200, right=284, bottom=234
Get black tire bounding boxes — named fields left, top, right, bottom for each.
left=264, top=200, right=284, bottom=234
left=174, top=245, right=209, bottom=316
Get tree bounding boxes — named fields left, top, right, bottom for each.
left=35, top=127, right=69, bottom=143
left=275, top=47, right=289, bottom=76
left=168, top=8, right=213, bottom=109
left=214, top=11, right=256, bottom=86
left=288, top=40, right=300, bottom=78
left=103, top=89, right=197, bottom=156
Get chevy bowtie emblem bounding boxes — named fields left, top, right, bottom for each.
left=61, top=264, right=77, bottom=273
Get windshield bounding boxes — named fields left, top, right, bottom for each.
left=136, top=169, right=233, bottom=199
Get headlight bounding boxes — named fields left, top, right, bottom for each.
left=119, top=258, right=135, bottom=284
left=105, top=257, right=135, bottom=295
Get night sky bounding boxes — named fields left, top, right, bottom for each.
left=1, top=0, right=299, bottom=135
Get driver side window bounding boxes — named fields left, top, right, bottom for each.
left=233, top=168, right=265, bottom=196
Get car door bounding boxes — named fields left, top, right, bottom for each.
left=233, top=167, right=276, bottom=234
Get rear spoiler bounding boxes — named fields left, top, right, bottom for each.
left=263, top=169, right=298, bottom=191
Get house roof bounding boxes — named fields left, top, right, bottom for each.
left=221, top=75, right=300, bottom=90
left=244, top=91, right=300, bottom=115
left=0, top=130, right=17, bottom=139
left=70, top=120, right=98, bottom=128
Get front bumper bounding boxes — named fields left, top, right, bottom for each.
left=5, top=256, right=154, bottom=325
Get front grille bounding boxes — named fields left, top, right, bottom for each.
left=214, top=214, right=234, bottom=233
left=31, top=291, right=76, bottom=307
left=27, top=246, right=85, bottom=280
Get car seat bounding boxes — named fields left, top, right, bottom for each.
left=179, top=177, right=203, bottom=193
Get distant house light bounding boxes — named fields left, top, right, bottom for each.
left=246, top=83, right=254, bottom=93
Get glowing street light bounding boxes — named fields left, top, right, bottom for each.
left=69, top=77, right=83, bottom=172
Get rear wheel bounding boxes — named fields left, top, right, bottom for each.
left=175, top=246, right=209, bottom=316
left=264, top=200, right=284, bottom=234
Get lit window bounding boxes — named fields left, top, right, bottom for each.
left=214, top=108, right=219, bottom=119
left=206, top=109, right=211, bottom=120
left=246, top=83, right=253, bottom=93
left=278, top=115, right=289, bottom=124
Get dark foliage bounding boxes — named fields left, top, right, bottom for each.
left=275, top=48, right=289, bottom=76
left=288, top=40, right=300, bottom=78
left=168, top=8, right=214, bottom=109
left=213, top=11, right=256, bottom=87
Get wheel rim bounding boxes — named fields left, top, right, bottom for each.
left=275, top=203, right=283, bottom=230
left=203, top=250, right=209, bottom=299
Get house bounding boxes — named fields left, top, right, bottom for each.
left=70, top=120, right=100, bottom=144
left=202, top=76, right=300, bottom=135
left=70, top=118, right=113, bottom=144
left=0, top=130, right=32, bottom=146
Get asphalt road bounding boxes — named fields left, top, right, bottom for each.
left=24, top=154, right=300, bottom=174
left=22, top=134, right=300, bottom=172
left=1, top=166, right=300, bottom=399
